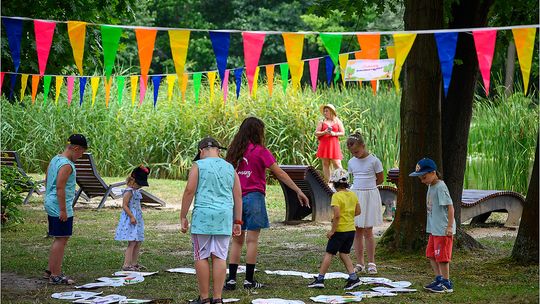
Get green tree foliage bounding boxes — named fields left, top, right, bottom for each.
left=0, top=166, right=35, bottom=228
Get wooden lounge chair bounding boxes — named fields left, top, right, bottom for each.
left=275, top=165, right=397, bottom=223
left=73, top=153, right=166, bottom=209
left=1, top=151, right=45, bottom=204
left=383, top=168, right=525, bottom=227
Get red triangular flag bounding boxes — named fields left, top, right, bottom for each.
left=34, top=20, right=56, bottom=76
left=473, top=30, right=497, bottom=95
left=242, top=32, right=266, bottom=94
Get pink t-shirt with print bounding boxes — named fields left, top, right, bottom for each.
left=236, top=143, right=277, bottom=197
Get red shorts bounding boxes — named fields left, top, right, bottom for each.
left=426, top=234, right=453, bottom=263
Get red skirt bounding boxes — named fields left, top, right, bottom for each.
left=316, top=135, right=343, bottom=160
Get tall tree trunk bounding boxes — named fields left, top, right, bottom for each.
left=441, top=0, right=494, bottom=249
left=380, top=0, right=443, bottom=251
left=512, top=138, right=539, bottom=264
left=505, top=41, right=516, bottom=97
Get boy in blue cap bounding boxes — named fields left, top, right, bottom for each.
left=410, top=158, right=455, bottom=293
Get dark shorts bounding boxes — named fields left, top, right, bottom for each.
left=241, top=192, right=270, bottom=231
left=326, top=231, right=355, bottom=255
left=48, top=215, right=73, bottom=237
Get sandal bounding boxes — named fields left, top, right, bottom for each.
left=367, top=263, right=378, bottom=274
left=133, top=263, right=147, bottom=271
left=49, top=274, right=75, bottom=285
left=43, top=269, right=51, bottom=279
left=188, top=297, right=212, bottom=304
left=122, top=265, right=138, bottom=271
left=353, top=264, right=365, bottom=273
left=212, top=298, right=224, bottom=304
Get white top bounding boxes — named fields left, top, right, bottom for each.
left=347, top=154, right=383, bottom=190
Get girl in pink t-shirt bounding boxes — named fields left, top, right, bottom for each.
left=224, top=117, right=310, bottom=290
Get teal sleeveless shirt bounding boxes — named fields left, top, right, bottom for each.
left=44, top=155, right=76, bottom=217
left=191, top=157, right=235, bottom=235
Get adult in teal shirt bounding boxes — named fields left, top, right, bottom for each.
left=44, top=134, right=87, bottom=285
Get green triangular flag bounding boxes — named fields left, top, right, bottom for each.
left=280, top=63, right=289, bottom=94
left=193, top=72, right=202, bottom=104
left=320, top=33, right=343, bottom=82
left=43, top=75, right=52, bottom=105
left=100, top=26, right=122, bottom=80
left=116, top=76, right=125, bottom=106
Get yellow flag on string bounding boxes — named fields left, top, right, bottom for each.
left=282, top=33, right=305, bottom=90
left=90, top=77, right=100, bottom=106
left=104, top=78, right=112, bottom=108
left=20, top=74, right=29, bottom=101
left=169, top=30, right=190, bottom=87
left=392, top=33, right=417, bottom=91
left=67, top=21, right=87, bottom=75
left=512, top=28, right=537, bottom=95
left=338, top=53, right=349, bottom=85
left=130, top=76, right=138, bottom=106
left=166, top=75, right=176, bottom=103
left=55, top=76, right=63, bottom=104
left=251, top=66, right=260, bottom=98
left=208, top=71, right=216, bottom=100
left=181, top=73, right=188, bottom=101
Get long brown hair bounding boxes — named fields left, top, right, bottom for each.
left=226, top=117, right=266, bottom=168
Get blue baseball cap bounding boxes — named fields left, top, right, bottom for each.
left=409, top=158, right=437, bottom=176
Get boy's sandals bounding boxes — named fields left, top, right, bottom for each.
left=188, top=297, right=212, bottom=304
left=367, top=263, right=378, bottom=274
left=353, top=264, right=365, bottom=273
left=49, top=274, right=75, bottom=285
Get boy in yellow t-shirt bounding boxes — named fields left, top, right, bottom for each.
left=308, top=169, right=361, bottom=290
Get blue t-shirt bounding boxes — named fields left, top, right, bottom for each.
left=44, top=155, right=76, bottom=217
left=191, top=157, right=235, bottom=235
left=426, top=180, right=456, bottom=236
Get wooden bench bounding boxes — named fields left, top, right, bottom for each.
left=1, top=151, right=45, bottom=204
left=73, top=153, right=167, bottom=209
left=276, top=165, right=397, bottom=223
left=384, top=168, right=525, bottom=227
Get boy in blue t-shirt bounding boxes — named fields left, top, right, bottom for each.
left=180, top=136, right=243, bottom=304
left=44, top=134, right=88, bottom=285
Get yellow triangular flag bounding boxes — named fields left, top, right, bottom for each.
left=181, top=73, right=188, bottom=101
left=20, top=74, right=29, bottom=101
left=104, top=78, right=112, bottom=108
left=252, top=66, right=260, bottom=98
left=67, top=21, right=87, bottom=75
left=90, top=76, right=100, bottom=106
left=282, top=33, right=305, bottom=90
left=130, top=76, right=138, bottom=106
left=169, top=30, right=190, bottom=87
left=55, top=76, right=63, bottom=104
left=512, top=28, right=536, bottom=94
left=338, top=53, right=349, bottom=85
left=392, top=33, right=417, bottom=91
left=208, top=71, right=216, bottom=101
left=166, top=74, right=176, bottom=103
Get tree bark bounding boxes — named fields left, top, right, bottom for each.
left=380, top=0, right=443, bottom=251
left=504, top=41, right=516, bottom=97
left=441, top=0, right=494, bottom=249
left=511, top=137, right=539, bottom=264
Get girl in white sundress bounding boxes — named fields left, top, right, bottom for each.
left=346, top=133, right=384, bottom=275
left=114, top=165, right=150, bottom=271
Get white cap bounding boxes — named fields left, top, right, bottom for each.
left=329, top=168, right=349, bottom=183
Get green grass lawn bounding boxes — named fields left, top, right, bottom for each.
left=1, top=177, right=538, bottom=303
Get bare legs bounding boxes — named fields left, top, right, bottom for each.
left=48, top=237, right=69, bottom=276
left=354, top=227, right=376, bottom=266
left=229, top=230, right=261, bottom=264
left=321, top=158, right=343, bottom=181
left=123, top=241, right=141, bottom=268
left=429, top=258, right=450, bottom=279
left=195, top=255, right=226, bottom=300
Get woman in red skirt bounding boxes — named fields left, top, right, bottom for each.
left=315, top=104, right=345, bottom=181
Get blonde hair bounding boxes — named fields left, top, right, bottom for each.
left=126, top=176, right=138, bottom=188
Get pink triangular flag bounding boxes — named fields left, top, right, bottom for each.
left=309, top=59, right=319, bottom=92
left=242, top=32, right=266, bottom=94
left=0, top=72, right=4, bottom=96
left=67, top=76, right=75, bottom=106
left=34, top=20, right=56, bottom=76
left=222, top=70, right=230, bottom=104
left=473, top=30, right=497, bottom=95
left=139, top=76, right=146, bottom=106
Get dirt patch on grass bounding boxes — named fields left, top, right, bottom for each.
left=1, top=272, right=45, bottom=295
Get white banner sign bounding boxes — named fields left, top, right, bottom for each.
left=344, top=59, right=395, bottom=81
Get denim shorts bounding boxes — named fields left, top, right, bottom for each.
left=242, top=192, right=270, bottom=231
left=48, top=215, right=73, bottom=237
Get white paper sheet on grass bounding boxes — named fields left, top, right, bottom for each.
left=252, top=299, right=304, bottom=304
left=75, top=281, right=125, bottom=289
left=51, top=291, right=103, bottom=300
left=119, top=299, right=152, bottom=303
left=371, top=286, right=417, bottom=293
left=263, top=270, right=348, bottom=280
left=168, top=266, right=250, bottom=274
left=72, top=294, right=127, bottom=303
left=310, top=295, right=363, bottom=303
left=97, top=275, right=145, bottom=285
left=113, top=271, right=158, bottom=277
left=346, top=291, right=397, bottom=298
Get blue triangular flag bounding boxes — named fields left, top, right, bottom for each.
left=79, top=77, right=87, bottom=106
left=325, top=56, right=334, bottom=86
left=2, top=18, right=23, bottom=73
left=434, top=32, right=458, bottom=97
left=234, top=68, right=243, bottom=99
left=9, top=74, right=17, bottom=100
left=152, top=76, right=162, bottom=108
left=209, top=31, right=231, bottom=87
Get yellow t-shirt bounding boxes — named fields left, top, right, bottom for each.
left=331, top=190, right=359, bottom=232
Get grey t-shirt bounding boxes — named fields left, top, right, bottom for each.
left=426, top=180, right=456, bottom=236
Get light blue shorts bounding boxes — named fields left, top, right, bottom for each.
left=242, top=192, right=270, bottom=231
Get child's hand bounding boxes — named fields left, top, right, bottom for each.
left=130, top=216, right=137, bottom=225
left=233, top=223, right=241, bottom=236
left=181, top=218, right=189, bottom=233
left=326, top=230, right=335, bottom=239
left=445, top=226, right=453, bottom=236
left=59, top=210, right=68, bottom=222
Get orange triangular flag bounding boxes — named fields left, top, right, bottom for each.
left=135, top=28, right=157, bottom=87
left=266, top=65, right=275, bottom=97
left=31, top=75, right=40, bottom=104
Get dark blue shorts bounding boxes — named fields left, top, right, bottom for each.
left=326, top=231, right=355, bottom=255
left=48, top=215, right=73, bottom=237
left=241, top=192, right=270, bottom=231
